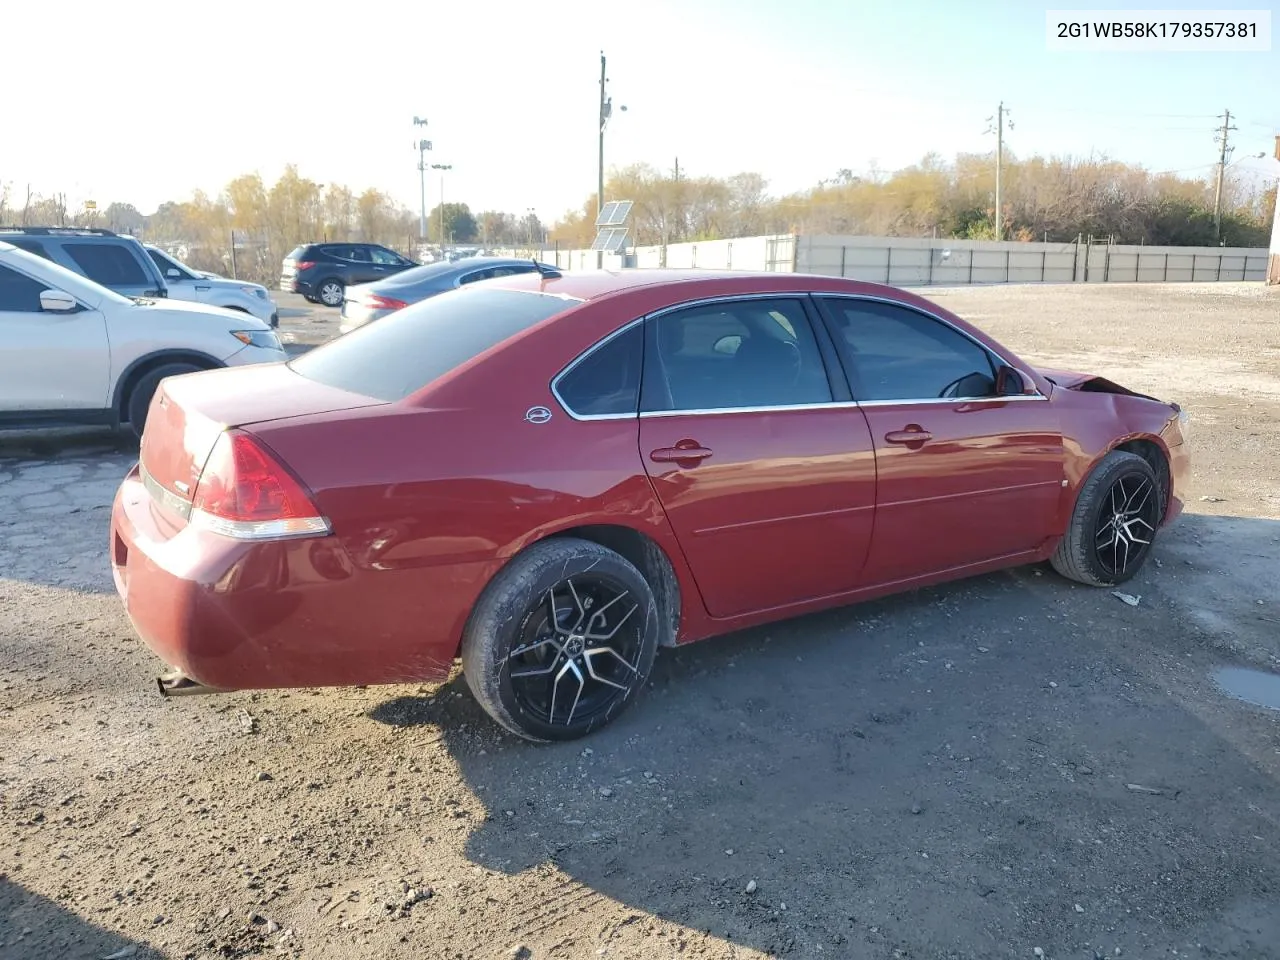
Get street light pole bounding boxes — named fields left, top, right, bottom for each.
left=413, top=116, right=431, bottom=241
left=431, top=163, right=452, bottom=249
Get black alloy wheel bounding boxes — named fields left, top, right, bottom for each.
left=461, top=538, right=660, bottom=741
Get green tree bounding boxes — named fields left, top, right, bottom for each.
left=428, top=202, right=478, bottom=243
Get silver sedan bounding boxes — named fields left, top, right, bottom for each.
left=338, top=257, right=560, bottom=334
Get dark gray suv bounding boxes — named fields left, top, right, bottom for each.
left=0, top=227, right=168, bottom=299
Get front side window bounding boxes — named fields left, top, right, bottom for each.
left=821, top=298, right=997, bottom=401
left=0, top=264, right=47, bottom=312
left=148, top=249, right=193, bottom=280
left=63, top=243, right=148, bottom=286
left=640, top=298, right=832, bottom=413
left=555, top=323, right=643, bottom=417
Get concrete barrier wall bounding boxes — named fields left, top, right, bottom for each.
left=498, top=233, right=1268, bottom=285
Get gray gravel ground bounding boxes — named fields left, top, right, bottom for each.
left=2, top=282, right=1279, bottom=960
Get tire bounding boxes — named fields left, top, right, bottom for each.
left=461, top=538, right=660, bottom=742
left=1050, top=450, right=1162, bottom=586
left=316, top=279, right=344, bottom=307
left=125, top=363, right=202, bottom=438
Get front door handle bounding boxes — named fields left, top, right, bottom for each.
left=650, top=442, right=714, bottom=465
left=884, top=426, right=932, bottom=446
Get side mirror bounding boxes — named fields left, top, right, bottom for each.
left=165, top=268, right=182, bottom=279
left=995, top=365, right=1027, bottom=396
left=39, top=289, right=78, bottom=313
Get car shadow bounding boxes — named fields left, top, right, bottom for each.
left=1, top=877, right=162, bottom=960
left=369, top=515, right=1280, bottom=957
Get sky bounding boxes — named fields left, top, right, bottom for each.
left=3, top=0, right=1278, bottom=222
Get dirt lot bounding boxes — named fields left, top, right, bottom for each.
left=2, top=282, right=1279, bottom=960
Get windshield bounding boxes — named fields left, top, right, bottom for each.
left=4, top=244, right=133, bottom=307
left=289, top=287, right=576, bottom=402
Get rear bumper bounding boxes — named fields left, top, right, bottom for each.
left=338, top=305, right=391, bottom=335
left=110, top=466, right=499, bottom=691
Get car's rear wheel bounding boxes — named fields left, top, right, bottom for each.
left=125, top=363, right=202, bottom=439
left=317, top=279, right=344, bottom=307
left=461, top=538, right=659, bottom=742
left=1050, top=450, right=1162, bottom=586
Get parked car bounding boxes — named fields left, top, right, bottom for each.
left=110, top=270, right=1189, bottom=741
left=145, top=245, right=279, bottom=327
left=0, top=241, right=286, bottom=435
left=0, top=226, right=169, bottom=299
left=339, top=257, right=561, bottom=333
left=280, top=243, right=418, bottom=307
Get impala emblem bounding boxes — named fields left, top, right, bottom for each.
left=524, top=406, right=552, bottom=424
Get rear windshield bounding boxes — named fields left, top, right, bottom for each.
left=288, top=287, right=574, bottom=402
left=287, top=245, right=310, bottom=260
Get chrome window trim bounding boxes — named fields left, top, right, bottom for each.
left=549, top=291, right=1048, bottom=423
left=817, top=292, right=1048, bottom=402
left=549, top=315, right=648, bottom=421
left=551, top=293, right=839, bottom=422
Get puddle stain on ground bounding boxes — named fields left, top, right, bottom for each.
left=1213, top=666, right=1280, bottom=712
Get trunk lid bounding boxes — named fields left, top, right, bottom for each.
left=138, top=364, right=385, bottom=516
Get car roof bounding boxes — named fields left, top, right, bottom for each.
left=485, top=268, right=908, bottom=303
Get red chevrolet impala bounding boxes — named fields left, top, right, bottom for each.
left=110, top=269, right=1190, bottom=741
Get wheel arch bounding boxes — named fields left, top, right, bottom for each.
left=1109, top=435, right=1172, bottom=522
left=113, top=349, right=225, bottom=424
left=459, top=522, right=684, bottom=657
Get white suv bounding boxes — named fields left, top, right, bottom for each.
left=0, top=242, right=287, bottom=436
left=144, top=244, right=280, bottom=327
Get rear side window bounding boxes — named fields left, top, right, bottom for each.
left=0, top=264, right=46, bottom=312
left=63, top=243, right=148, bottom=286
left=555, top=324, right=643, bottom=417
left=7, top=239, right=54, bottom=261
left=289, top=288, right=574, bottom=402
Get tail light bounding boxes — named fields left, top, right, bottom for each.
left=364, top=293, right=408, bottom=310
left=190, top=430, right=330, bottom=540
left=294, top=260, right=316, bottom=271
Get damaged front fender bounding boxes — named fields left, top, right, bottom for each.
left=1035, top=367, right=1169, bottom=406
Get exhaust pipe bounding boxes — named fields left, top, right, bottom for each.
left=156, top=669, right=224, bottom=698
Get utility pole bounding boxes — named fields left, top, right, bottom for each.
left=1213, top=108, right=1237, bottom=242
left=413, top=116, right=431, bottom=242
left=596, top=53, right=625, bottom=268
left=984, top=103, right=1012, bottom=241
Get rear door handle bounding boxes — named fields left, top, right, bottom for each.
left=884, top=427, right=932, bottom=445
left=650, top=444, right=713, bottom=464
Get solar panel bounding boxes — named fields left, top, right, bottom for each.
left=589, top=227, right=629, bottom=252
left=595, top=201, right=620, bottom=227
left=594, top=200, right=633, bottom=227
left=602, top=200, right=632, bottom=225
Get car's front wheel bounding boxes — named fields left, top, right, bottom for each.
left=316, top=279, right=344, bottom=307
left=1051, top=450, right=1162, bottom=586
left=461, top=538, right=660, bottom=742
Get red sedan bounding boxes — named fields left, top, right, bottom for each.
left=110, top=269, right=1190, bottom=741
